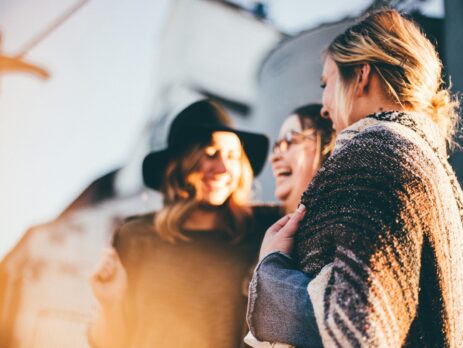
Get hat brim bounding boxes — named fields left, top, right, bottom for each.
left=142, top=126, right=269, bottom=190
left=142, top=149, right=171, bottom=190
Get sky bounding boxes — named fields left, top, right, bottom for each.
left=0, top=0, right=444, bottom=260
left=228, top=0, right=443, bottom=33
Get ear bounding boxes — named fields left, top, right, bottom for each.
left=356, top=63, right=371, bottom=97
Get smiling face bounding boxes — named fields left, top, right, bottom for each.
left=270, top=115, right=318, bottom=213
left=188, top=131, right=243, bottom=206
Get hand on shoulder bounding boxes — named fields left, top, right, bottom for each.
left=259, top=204, right=306, bottom=261
left=90, top=247, right=128, bottom=308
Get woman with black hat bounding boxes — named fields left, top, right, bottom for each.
left=87, top=100, right=280, bottom=348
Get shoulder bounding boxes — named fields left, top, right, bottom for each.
left=121, top=212, right=154, bottom=231
left=341, top=123, right=412, bottom=155
left=323, top=123, right=422, bottom=182
left=113, top=213, right=157, bottom=253
left=300, top=119, right=438, bottom=223
left=301, top=121, right=431, bottom=212
left=333, top=114, right=436, bottom=168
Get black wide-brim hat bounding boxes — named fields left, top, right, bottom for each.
left=143, top=100, right=269, bottom=190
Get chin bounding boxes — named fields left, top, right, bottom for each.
left=203, top=194, right=231, bottom=206
left=275, top=186, right=291, bottom=201
left=207, top=200, right=226, bottom=206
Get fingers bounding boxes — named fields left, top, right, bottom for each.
left=259, top=204, right=306, bottom=260
left=266, top=214, right=292, bottom=235
left=279, top=204, right=306, bottom=238
left=92, top=248, right=120, bottom=283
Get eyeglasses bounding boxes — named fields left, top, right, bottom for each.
left=272, top=130, right=316, bottom=154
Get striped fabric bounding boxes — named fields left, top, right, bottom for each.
left=295, top=111, right=463, bottom=347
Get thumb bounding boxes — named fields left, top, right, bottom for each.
left=280, top=204, right=306, bottom=237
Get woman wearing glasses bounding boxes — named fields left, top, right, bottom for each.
left=245, top=104, right=334, bottom=347
left=270, top=104, right=334, bottom=214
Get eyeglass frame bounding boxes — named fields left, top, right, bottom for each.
left=272, top=129, right=317, bottom=155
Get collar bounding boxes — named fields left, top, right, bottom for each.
left=333, top=111, right=447, bottom=160
left=332, top=111, right=463, bottom=221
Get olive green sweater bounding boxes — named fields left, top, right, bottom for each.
left=113, top=205, right=280, bottom=348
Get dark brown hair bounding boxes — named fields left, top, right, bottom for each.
left=293, top=103, right=335, bottom=167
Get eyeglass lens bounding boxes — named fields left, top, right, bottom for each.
left=272, top=130, right=315, bottom=154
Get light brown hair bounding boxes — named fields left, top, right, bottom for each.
left=327, top=9, right=460, bottom=147
left=154, top=138, right=253, bottom=243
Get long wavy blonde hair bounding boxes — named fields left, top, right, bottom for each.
left=327, top=9, right=460, bottom=148
left=153, top=135, right=254, bottom=244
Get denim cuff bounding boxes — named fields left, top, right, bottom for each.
left=257, top=251, right=295, bottom=269
left=247, top=252, right=322, bottom=348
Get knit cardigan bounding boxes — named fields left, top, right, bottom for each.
left=295, top=111, right=463, bottom=347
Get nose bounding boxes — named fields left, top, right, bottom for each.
left=270, top=148, right=282, bottom=164
left=212, top=154, right=227, bottom=174
left=320, top=106, right=330, bottom=120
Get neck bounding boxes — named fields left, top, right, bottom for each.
left=351, top=73, right=406, bottom=124
left=352, top=100, right=405, bottom=126
left=372, top=102, right=406, bottom=115
left=283, top=199, right=297, bottom=214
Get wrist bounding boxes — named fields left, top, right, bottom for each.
left=259, top=248, right=292, bottom=262
left=257, top=251, right=294, bottom=269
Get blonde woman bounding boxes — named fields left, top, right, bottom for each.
left=247, top=10, right=463, bottom=348
left=88, top=100, right=280, bottom=348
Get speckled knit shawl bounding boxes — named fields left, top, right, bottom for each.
left=295, top=111, right=463, bottom=347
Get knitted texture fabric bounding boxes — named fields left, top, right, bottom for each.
left=295, top=111, right=463, bottom=347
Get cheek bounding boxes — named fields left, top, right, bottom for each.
left=326, top=88, right=335, bottom=110
left=230, top=164, right=242, bottom=184
left=198, top=158, right=217, bottom=178
left=293, top=155, right=308, bottom=174
left=197, top=158, right=208, bottom=173
left=288, top=148, right=306, bottom=169
left=186, top=171, right=202, bottom=191
left=285, top=152, right=299, bottom=170
left=322, top=89, right=328, bottom=106
left=295, top=147, right=316, bottom=175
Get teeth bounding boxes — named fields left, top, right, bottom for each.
left=205, top=178, right=230, bottom=187
left=275, top=169, right=292, bottom=176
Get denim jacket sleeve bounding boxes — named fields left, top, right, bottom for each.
left=246, top=252, right=323, bottom=348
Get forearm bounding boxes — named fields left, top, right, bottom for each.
left=247, top=252, right=322, bottom=348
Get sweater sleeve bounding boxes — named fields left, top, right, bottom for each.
left=297, top=130, right=427, bottom=347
